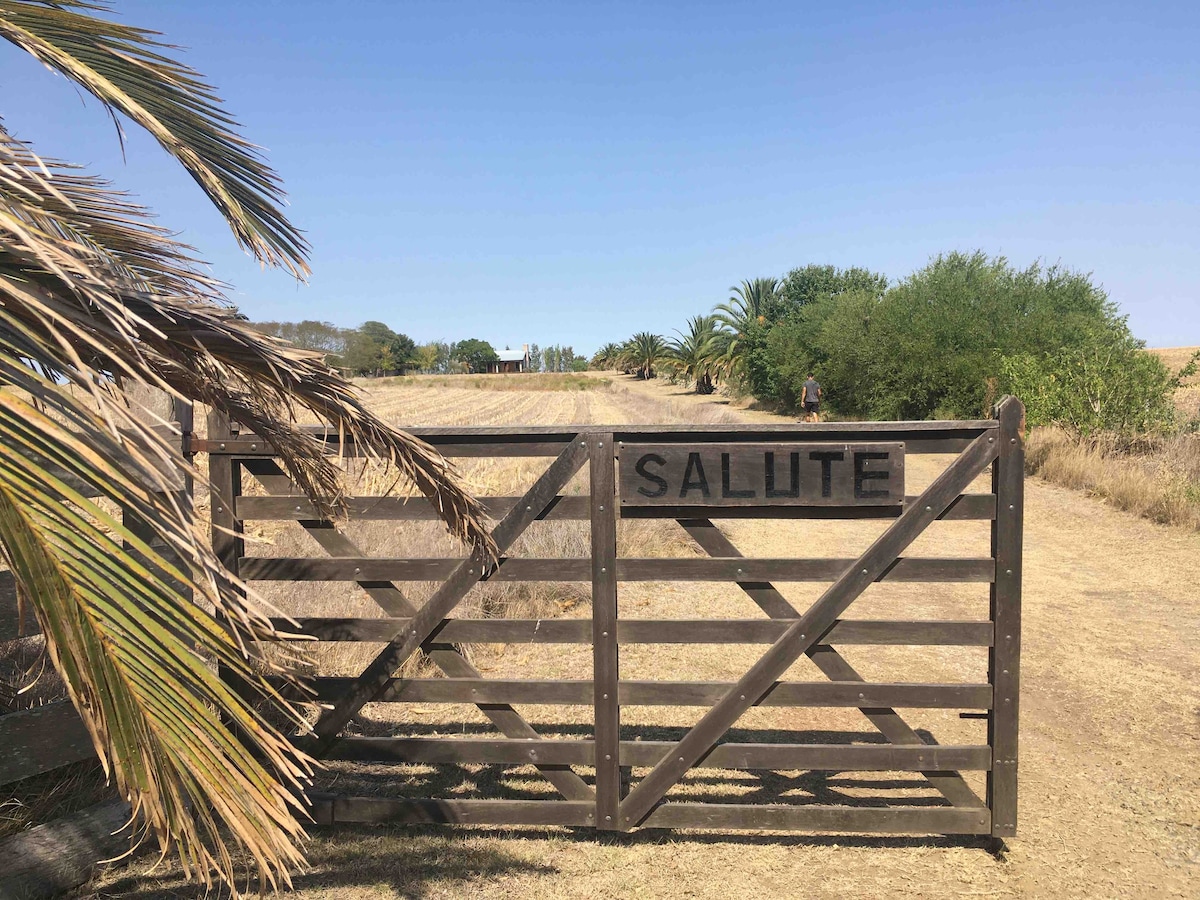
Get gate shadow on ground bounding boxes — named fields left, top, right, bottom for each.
left=323, top=721, right=963, bottom=809
left=92, top=830, right=559, bottom=899
left=95, top=826, right=1008, bottom=899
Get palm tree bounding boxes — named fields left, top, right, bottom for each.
left=0, top=3, right=490, bottom=892
left=715, top=277, right=780, bottom=336
left=666, top=315, right=730, bottom=394
left=590, top=342, right=621, bottom=370
left=623, top=332, right=667, bottom=380
left=712, top=277, right=779, bottom=384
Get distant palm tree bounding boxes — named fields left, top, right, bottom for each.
left=666, top=315, right=730, bottom=394
left=0, top=2, right=489, bottom=892
left=715, top=277, right=780, bottom=335
left=622, top=332, right=667, bottom=380
left=590, top=342, right=622, bottom=370
left=713, top=277, right=779, bottom=383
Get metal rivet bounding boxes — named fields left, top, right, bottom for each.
left=988, top=437, right=994, bottom=443
left=862, top=568, right=868, bottom=575
left=598, top=442, right=604, bottom=448
left=603, top=693, right=609, bottom=699
left=679, top=757, right=685, bottom=763
left=599, top=505, right=605, bottom=511
left=1009, top=504, right=1015, bottom=510
left=602, top=631, right=608, bottom=637
left=1006, top=634, right=1013, bottom=640
left=739, top=695, right=746, bottom=701
left=859, top=692, right=865, bottom=699
left=1010, top=438, right=1017, bottom=444
left=295, top=505, right=302, bottom=512
left=605, top=754, right=612, bottom=761
left=625, top=817, right=630, bottom=822
left=250, top=443, right=257, bottom=451
left=1005, top=569, right=1012, bottom=576
left=601, top=567, right=607, bottom=573
left=1002, top=669, right=1009, bottom=675
left=605, top=815, right=612, bottom=822
left=354, top=567, right=361, bottom=574
left=800, top=634, right=805, bottom=640
left=925, top=505, right=932, bottom=512
left=215, top=506, right=222, bottom=514
left=219, top=442, right=226, bottom=450
left=1004, top=698, right=1011, bottom=704
left=526, top=506, right=532, bottom=512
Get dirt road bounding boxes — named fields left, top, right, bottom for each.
left=90, top=375, right=1200, bottom=899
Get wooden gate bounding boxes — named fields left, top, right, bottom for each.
left=204, top=398, right=1023, bottom=837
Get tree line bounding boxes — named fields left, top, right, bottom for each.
left=593, top=253, right=1197, bottom=437
left=250, top=320, right=588, bottom=375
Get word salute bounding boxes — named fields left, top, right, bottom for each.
left=618, top=442, right=905, bottom=508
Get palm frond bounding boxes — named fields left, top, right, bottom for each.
left=0, top=362, right=311, bottom=890
left=0, top=0, right=309, bottom=276
left=0, top=128, right=491, bottom=890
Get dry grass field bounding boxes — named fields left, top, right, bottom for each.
left=1152, top=346, right=1200, bottom=419
left=1021, top=348, right=1200, bottom=532
left=77, top=373, right=1200, bottom=898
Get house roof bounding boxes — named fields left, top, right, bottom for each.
left=495, top=349, right=527, bottom=362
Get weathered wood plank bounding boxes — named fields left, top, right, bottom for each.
left=238, top=458, right=594, bottom=803
left=0, top=798, right=131, bottom=900
left=298, top=677, right=993, bottom=709
left=0, top=702, right=95, bottom=785
left=590, top=434, right=621, bottom=830
left=619, top=430, right=1000, bottom=826
left=989, top=397, right=1025, bottom=837
left=311, top=437, right=589, bottom=746
left=641, top=803, right=991, bottom=834
left=271, top=617, right=994, bottom=646
left=235, top=492, right=996, bottom=522
left=310, top=737, right=993, bottom=771
left=309, top=796, right=594, bottom=827
left=239, top=556, right=995, bottom=583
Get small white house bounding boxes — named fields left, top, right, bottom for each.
left=488, top=344, right=530, bottom=374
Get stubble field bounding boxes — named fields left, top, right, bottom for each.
left=87, top=373, right=1200, bottom=899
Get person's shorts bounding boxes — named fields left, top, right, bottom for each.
left=804, top=401, right=820, bottom=414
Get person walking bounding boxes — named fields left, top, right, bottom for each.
left=802, top=373, right=822, bottom=422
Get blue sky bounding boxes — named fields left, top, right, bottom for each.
left=4, top=1, right=1198, bottom=353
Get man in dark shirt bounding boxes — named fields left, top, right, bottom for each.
left=802, top=373, right=822, bottom=422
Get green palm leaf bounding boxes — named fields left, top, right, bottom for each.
left=0, top=0, right=310, bottom=277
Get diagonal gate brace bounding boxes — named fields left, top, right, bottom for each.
left=618, top=430, right=1000, bottom=826
left=310, top=437, right=591, bottom=749
left=678, top=519, right=984, bottom=810
left=241, top=457, right=594, bottom=801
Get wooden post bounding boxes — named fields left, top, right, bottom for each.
left=207, top=410, right=245, bottom=717
left=988, top=397, right=1024, bottom=837
left=590, top=432, right=621, bottom=830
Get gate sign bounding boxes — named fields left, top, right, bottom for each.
left=618, top=442, right=905, bottom=508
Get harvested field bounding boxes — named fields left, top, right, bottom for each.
left=86, top=374, right=1200, bottom=899
left=1151, top=345, right=1200, bottom=419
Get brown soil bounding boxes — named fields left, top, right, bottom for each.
left=85, top=375, right=1200, bottom=899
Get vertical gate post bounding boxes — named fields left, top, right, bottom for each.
left=989, top=398, right=1024, bottom=836
left=590, top=432, right=621, bottom=830
left=206, top=410, right=246, bottom=717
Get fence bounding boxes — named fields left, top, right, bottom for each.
left=205, top=397, right=1024, bottom=837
